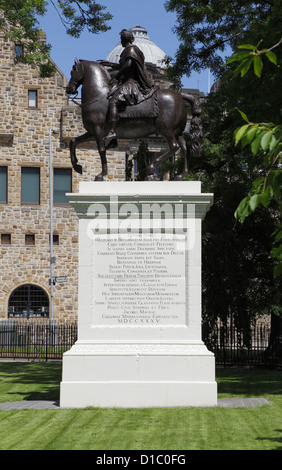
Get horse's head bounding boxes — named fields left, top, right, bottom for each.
left=66, top=58, right=84, bottom=95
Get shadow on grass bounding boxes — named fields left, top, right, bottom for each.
left=216, top=368, right=282, bottom=396
left=0, top=361, right=62, bottom=401
left=1, top=362, right=282, bottom=402
left=256, top=429, right=282, bottom=450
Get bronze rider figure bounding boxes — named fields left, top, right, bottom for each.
left=99, top=29, right=155, bottom=146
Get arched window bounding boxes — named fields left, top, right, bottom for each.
left=8, top=285, right=49, bottom=319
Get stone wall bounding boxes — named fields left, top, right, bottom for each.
left=0, top=30, right=125, bottom=322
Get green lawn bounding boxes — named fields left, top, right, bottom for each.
left=0, top=361, right=281, bottom=450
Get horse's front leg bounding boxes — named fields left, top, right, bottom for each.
left=70, top=132, right=93, bottom=174
left=95, top=139, right=108, bottom=181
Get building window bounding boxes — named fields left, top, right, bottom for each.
left=25, top=234, right=35, bottom=246
left=49, top=234, right=59, bottom=245
left=54, top=168, right=72, bottom=204
left=21, top=167, right=40, bottom=204
left=0, top=167, right=7, bottom=203
left=15, top=44, right=23, bottom=58
left=8, top=285, right=49, bottom=319
left=28, top=90, right=38, bottom=108
left=1, top=234, right=11, bottom=245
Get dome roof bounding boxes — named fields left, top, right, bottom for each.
left=106, top=25, right=167, bottom=68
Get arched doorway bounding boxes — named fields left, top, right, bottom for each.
left=8, top=285, right=49, bottom=319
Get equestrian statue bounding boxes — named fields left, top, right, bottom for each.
left=65, top=29, right=202, bottom=181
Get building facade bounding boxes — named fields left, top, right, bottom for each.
left=0, top=27, right=126, bottom=322
left=0, top=24, right=203, bottom=322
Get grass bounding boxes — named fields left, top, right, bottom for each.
left=0, top=361, right=281, bottom=450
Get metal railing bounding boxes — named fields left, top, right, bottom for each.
left=0, top=321, right=77, bottom=361
left=203, top=321, right=282, bottom=368
left=0, top=319, right=281, bottom=367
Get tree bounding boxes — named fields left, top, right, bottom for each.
left=166, top=1, right=282, bottom=340
left=190, top=92, right=281, bottom=335
left=0, top=0, right=112, bottom=76
left=164, top=0, right=277, bottom=79
left=228, top=42, right=282, bottom=278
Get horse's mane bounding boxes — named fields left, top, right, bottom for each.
left=78, top=59, right=111, bottom=80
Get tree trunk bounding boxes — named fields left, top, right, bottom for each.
left=266, top=313, right=282, bottom=357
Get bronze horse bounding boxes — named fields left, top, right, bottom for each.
left=66, top=59, right=202, bottom=181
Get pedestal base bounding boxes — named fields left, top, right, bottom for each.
left=60, top=342, right=217, bottom=408
left=60, top=182, right=217, bottom=408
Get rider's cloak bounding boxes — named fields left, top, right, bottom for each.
left=108, top=44, right=156, bottom=106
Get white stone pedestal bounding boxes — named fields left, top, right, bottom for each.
left=60, top=181, right=217, bottom=407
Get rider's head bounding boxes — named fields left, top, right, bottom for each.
left=120, top=29, right=134, bottom=47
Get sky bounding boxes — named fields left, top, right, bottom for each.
left=38, top=0, right=215, bottom=94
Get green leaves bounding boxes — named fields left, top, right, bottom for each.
left=234, top=105, right=282, bottom=277
left=265, top=50, right=278, bottom=65
left=0, top=0, right=113, bottom=77
left=54, top=0, right=113, bottom=37
left=164, top=0, right=277, bottom=79
left=234, top=124, right=250, bottom=146
left=226, top=42, right=278, bottom=78
left=253, top=55, right=263, bottom=77
left=234, top=113, right=282, bottom=157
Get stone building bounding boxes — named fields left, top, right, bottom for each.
left=0, top=24, right=203, bottom=322
left=0, top=27, right=125, bottom=322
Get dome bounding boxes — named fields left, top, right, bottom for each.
left=106, top=25, right=167, bottom=68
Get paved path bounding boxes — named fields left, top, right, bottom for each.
left=0, top=400, right=60, bottom=410
left=0, top=398, right=270, bottom=410
left=218, top=397, right=270, bottom=407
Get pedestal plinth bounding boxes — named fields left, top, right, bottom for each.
left=60, top=181, right=217, bottom=407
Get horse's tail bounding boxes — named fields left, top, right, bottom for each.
left=181, top=93, right=203, bottom=158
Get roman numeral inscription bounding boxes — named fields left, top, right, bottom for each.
left=91, top=233, right=188, bottom=326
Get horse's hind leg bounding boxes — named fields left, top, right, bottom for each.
left=174, top=135, right=189, bottom=181
left=153, top=134, right=180, bottom=179
left=70, top=132, right=93, bottom=174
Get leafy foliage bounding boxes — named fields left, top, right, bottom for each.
left=0, top=0, right=112, bottom=77
left=229, top=44, right=282, bottom=277
left=185, top=89, right=281, bottom=329
left=169, top=1, right=282, bottom=328
left=226, top=40, right=280, bottom=78
left=164, top=0, right=274, bottom=79
left=48, top=0, right=112, bottom=37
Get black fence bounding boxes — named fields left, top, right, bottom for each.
left=203, top=321, right=282, bottom=368
left=0, top=321, right=77, bottom=361
left=0, top=320, right=281, bottom=367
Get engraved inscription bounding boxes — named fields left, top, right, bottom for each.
left=91, top=233, right=188, bottom=325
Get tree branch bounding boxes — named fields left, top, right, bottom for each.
left=199, top=31, right=242, bottom=56
left=267, top=37, right=282, bottom=52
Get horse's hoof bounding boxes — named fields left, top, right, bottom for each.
left=94, top=174, right=104, bottom=181
left=106, top=138, right=118, bottom=149
left=174, top=173, right=188, bottom=181
left=145, top=175, right=155, bottom=181
left=74, top=164, right=83, bottom=174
